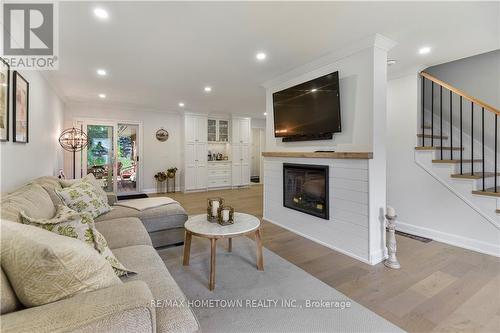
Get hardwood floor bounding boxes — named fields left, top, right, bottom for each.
left=158, top=185, right=500, bottom=333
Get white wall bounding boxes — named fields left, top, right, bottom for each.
left=387, top=73, right=500, bottom=255
left=0, top=71, right=64, bottom=192
left=64, top=104, right=183, bottom=192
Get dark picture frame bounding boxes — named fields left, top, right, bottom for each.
left=13, top=71, right=29, bottom=143
left=0, top=58, right=10, bottom=142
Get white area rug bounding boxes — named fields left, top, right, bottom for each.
left=158, top=238, right=404, bottom=333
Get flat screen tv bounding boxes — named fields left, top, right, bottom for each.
left=272, top=71, right=341, bottom=141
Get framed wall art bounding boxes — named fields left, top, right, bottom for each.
left=0, top=58, right=9, bottom=141
left=13, top=71, right=29, bottom=143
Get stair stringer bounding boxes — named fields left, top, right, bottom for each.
left=415, top=150, right=500, bottom=229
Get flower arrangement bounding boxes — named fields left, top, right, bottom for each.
left=167, top=167, right=178, bottom=178
left=154, top=171, right=167, bottom=182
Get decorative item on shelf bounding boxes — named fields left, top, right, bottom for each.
left=59, top=127, right=88, bottom=179
left=384, top=206, right=400, bottom=269
left=155, top=128, right=169, bottom=142
left=217, top=205, right=234, bottom=226
left=154, top=171, right=167, bottom=193
left=207, top=197, right=224, bottom=222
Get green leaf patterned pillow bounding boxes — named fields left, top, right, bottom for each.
left=21, top=205, right=134, bottom=277
left=56, top=181, right=111, bottom=218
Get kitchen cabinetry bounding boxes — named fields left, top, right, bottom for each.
left=231, top=117, right=251, bottom=187
left=207, top=118, right=229, bottom=142
left=184, top=114, right=208, bottom=191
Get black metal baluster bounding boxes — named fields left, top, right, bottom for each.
left=422, top=77, right=425, bottom=147
left=495, top=114, right=498, bottom=193
left=482, top=107, right=485, bottom=191
left=431, top=82, right=434, bottom=147
left=460, top=96, right=463, bottom=175
left=440, top=86, right=443, bottom=160
left=471, top=102, right=474, bottom=175
left=450, top=90, right=453, bottom=160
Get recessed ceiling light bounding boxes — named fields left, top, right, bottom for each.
left=256, top=52, right=267, bottom=61
left=387, top=59, right=397, bottom=66
left=204, top=86, right=212, bottom=92
left=96, top=69, right=107, bottom=76
left=178, top=102, right=185, bottom=107
left=263, top=112, right=268, bottom=116
left=311, top=88, right=318, bottom=92
left=98, top=93, right=106, bottom=99
left=94, top=8, right=109, bottom=20
left=418, top=46, right=431, bottom=55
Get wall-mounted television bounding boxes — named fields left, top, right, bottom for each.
left=272, top=71, right=341, bottom=141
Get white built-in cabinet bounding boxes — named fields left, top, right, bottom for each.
left=184, top=115, right=208, bottom=191
left=207, top=119, right=229, bottom=143
left=231, top=117, right=251, bottom=187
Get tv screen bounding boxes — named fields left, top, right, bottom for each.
left=272, top=71, right=341, bottom=138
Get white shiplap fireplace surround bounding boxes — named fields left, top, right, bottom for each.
left=262, top=34, right=395, bottom=265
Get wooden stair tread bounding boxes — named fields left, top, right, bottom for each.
left=415, top=146, right=464, bottom=151
left=472, top=188, right=500, bottom=198
left=417, top=134, right=448, bottom=139
left=451, top=172, right=500, bottom=179
left=432, top=159, right=482, bottom=163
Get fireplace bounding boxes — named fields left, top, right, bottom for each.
left=283, top=163, right=329, bottom=219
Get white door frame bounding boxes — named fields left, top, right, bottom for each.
left=73, top=117, right=144, bottom=194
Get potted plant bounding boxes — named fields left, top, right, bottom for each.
left=154, top=171, right=167, bottom=182
left=167, top=167, right=178, bottom=179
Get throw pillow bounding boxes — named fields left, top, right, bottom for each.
left=60, top=173, right=108, bottom=204
left=0, top=219, right=121, bottom=307
left=56, top=181, right=111, bottom=218
left=20, top=205, right=133, bottom=277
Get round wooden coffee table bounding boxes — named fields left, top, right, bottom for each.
left=183, top=213, right=264, bottom=291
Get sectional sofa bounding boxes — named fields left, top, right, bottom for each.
left=0, top=176, right=199, bottom=333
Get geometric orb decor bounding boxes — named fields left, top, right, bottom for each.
left=58, top=127, right=88, bottom=152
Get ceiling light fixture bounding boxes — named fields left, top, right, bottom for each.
left=98, top=93, right=106, bottom=99
left=204, top=86, right=212, bottom=92
left=263, top=112, right=268, bottom=116
left=178, top=102, right=185, bottom=107
left=96, top=69, right=107, bottom=76
left=387, top=59, right=397, bottom=66
left=94, top=8, right=109, bottom=20
left=256, top=52, right=267, bottom=61
left=418, top=46, right=431, bottom=55
left=311, top=88, right=318, bottom=92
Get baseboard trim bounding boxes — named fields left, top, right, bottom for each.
left=263, top=216, right=377, bottom=265
left=143, top=187, right=182, bottom=194
left=396, top=221, right=500, bottom=258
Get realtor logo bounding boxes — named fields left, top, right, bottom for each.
left=2, top=2, right=59, bottom=70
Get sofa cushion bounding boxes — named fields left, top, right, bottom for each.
left=113, top=245, right=199, bottom=333
left=0, top=220, right=121, bottom=307
left=60, top=173, right=108, bottom=204
left=0, top=184, right=55, bottom=223
left=0, top=268, right=21, bottom=314
left=95, top=204, right=188, bottom=233
left=95, top=217, right=152, bottom=249
left=56, top=181, right=111, bottom=218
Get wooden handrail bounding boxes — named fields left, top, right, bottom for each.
left=420, top=71, right=500, bottom=116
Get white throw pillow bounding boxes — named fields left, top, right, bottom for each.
left=56, top=181, right=111, bottom=218
left=60, top=173, right=108, bottom=204
left=0, top=220, right=121, bottom=307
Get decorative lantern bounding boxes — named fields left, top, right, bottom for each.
left=217, top=205, right=234, bottom=226
left=207, top=197, right=224, bottom=222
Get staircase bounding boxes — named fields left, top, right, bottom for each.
left=415, top=72, right=500, bottom=226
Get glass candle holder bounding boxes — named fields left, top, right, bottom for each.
left=207, top=197, right=224, bottom=222
left=217, top=205, right=234, bottom=226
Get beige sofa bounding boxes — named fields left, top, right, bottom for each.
left=0, top=177, right=199, bottom=333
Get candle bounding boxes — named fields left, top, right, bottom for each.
left=211, top=200, right=219, bottom=217
left=386, top=206, right=396, bottom=218
left=222, top=209, right=230, bottom=222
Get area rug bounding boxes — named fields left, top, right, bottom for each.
left=158, top=238, right=404, bottom=333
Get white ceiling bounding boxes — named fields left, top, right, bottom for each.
left=46, top=1, right=500, bottom=118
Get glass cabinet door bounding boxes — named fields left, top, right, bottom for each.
left=218, top=120, right=229, bottom=142
left=207, top=119, right=217, bottom=142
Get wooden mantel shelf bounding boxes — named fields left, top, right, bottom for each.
left=262, top=151, right=373, bottom=159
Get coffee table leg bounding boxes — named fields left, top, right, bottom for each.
left=209, top=238, right=217, bottom=290
left=183, top=231, right=192, bottom=266
left=228, top=238, right=232, bottom=252
left=255, top=229, right=264, bottom=271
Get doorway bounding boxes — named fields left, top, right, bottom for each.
left=78, top=119, right=142, bottom=195
left=251, top=128, right=265, bottom=183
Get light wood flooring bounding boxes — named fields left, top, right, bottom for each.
left=158, top=185, right=500, bottom=333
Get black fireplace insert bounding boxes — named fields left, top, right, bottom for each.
left=283, top=163, right=329, bottom=219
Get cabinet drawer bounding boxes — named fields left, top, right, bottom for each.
left=208, top=169, right=231, bottom=176
left=207, top=162, right=231, bottom=169
left=208, top=179, right=231, bottom=187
